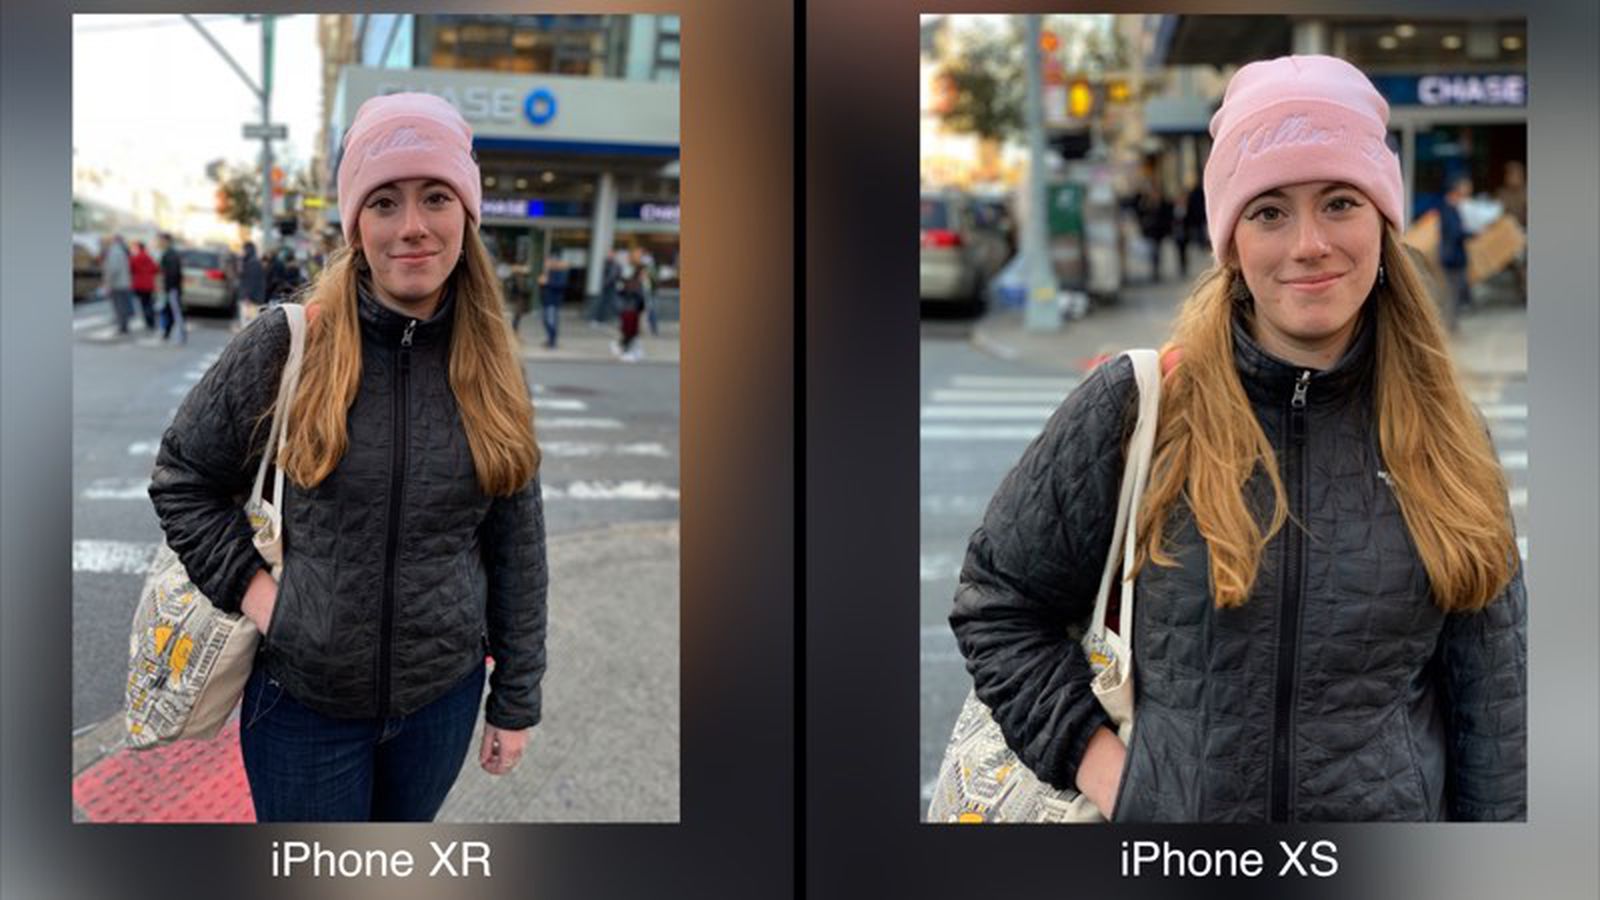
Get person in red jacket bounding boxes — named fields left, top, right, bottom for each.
left=129, top=241, right=161, bottom=332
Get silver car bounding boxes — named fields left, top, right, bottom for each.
left=179, top=248, right=236, bottom=315
left=920, top=191, right=1009, bottom=311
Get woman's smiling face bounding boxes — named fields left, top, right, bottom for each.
left=1231, top=180, right=1383, bottom=367
left=356, top=178, right=465, bottom=310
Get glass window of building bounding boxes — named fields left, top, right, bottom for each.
left=1334, top=19, right=1526, bottom=69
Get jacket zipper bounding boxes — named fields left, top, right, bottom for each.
left=1270, top=369, right=1311, bottom=822
left=378, top=318, right=416, bottom=717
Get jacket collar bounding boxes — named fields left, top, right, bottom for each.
left=1230, top=303, right=1376, bottom=408
left=357, top=276, right=456, bottom=347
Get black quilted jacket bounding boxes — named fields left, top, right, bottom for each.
left=951, top=317, right=1527, bottom=822
left=149, top=285, right=549, bottom=729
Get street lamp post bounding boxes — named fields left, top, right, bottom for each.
left=185, top=13, right=277, bottom=251
left=1021, top=15, right=1060, bottom=332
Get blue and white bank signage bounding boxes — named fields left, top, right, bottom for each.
left=338, top=65, right=678, bottom=148
left=1373, top=73, right=1526, bottom=108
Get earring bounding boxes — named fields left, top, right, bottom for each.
left=1377, top=262, right=1387, bottom=289
left=1228, top=270, right=1252, bottom=304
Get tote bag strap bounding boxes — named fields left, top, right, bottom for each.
left=1087, top=348, right=1162, bottom=644
left=247, top=303, right=308, bottom=508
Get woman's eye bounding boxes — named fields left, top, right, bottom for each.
left=1326, top=196, right=1359, bottom=212
left=367, top=196, right=396, bottom=210
left=426, top=192, right=453, bottom=205
left=1248, top=206, right=1284, bottom=222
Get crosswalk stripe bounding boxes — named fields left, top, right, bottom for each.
left=930, top=389, right=1071, bottom=404
left=1517, top=536, right=1528, bottom=560
left=950, top=375, right=1079, bottom=390
left=921, top=425, right=1041, bottom=440
left=1478, top=404, right=1527, bottom=421
left=534, top=398, right=588, bottom=411
left=1508, top=487, right=1527, bottom=509
left=538, top=417, right=623, bottom=429
left=1491, top=424, right=1526, bottom=441
left=921, top=552, right=962, bottom=582
left=73, top=539, right=157, bottom=575
left=541, top=480, right=679, bottom=501
left=1499, top=451, right=1527, bottom=470
left=541, top=441, right=671, bottom=458
left=921, top=405, right=1055, bottom=420
left=128, top=441, right=161, bottom=456
left=81, top=479, right=151, bottom=500
left=73, top=315, right=111, bottom=332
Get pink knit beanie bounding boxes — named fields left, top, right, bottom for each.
left=337, top=92, right=482, bottom=243
left=1204, top=55, right=1404, bottom=263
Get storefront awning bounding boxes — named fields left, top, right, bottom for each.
left=1149, top=15, right=1292, bottom=68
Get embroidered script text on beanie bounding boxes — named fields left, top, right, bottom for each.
left=1203, top=55, right=1405, bottom=264
left=337, top=92, right=482, bottom=243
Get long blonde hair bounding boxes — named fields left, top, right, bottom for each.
left=279, top=227, right=540, bottom=496
left=1135, top=226, right=1517, bottom=612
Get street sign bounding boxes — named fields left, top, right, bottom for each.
left=242, top=123, right=288, bottom=140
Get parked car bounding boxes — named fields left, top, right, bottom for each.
left=920, top=190, right=1010, bottom=312
left=179, top=248, right=236, bottom=316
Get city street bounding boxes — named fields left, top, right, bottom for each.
left=919, top=269, right=1530, bottom=808
left=70, top=297, right=680, bottom=821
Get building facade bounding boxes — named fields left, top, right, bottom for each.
left=317, top=13, right=680, bottom=301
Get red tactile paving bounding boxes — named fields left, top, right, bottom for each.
left=73, top=720, right=256, bottom=823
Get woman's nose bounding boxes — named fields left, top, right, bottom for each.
left=1291, top=215, right=1331, bottom=258
left=399, top=200, right=428, bottom=238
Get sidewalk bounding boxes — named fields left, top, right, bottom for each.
left=72, top=519, right=680, bottom=823
left=971, top=275, right=1527, bottom=380
left=514, top=297, right=680, bottom=366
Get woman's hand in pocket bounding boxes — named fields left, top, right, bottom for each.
left=1075, top=725, right=1128, bottom=818
left=240, top=568, right=279, bottom=635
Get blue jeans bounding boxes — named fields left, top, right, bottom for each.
left=541, top=294, right=562, bottom=347
left=239, top=660, right=486, bottom=822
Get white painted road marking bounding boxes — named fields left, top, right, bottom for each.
left=1499, top=451, right=1527, bottom=471
left=538, top=417, right=624, bottom=429
left=921, top=406, right=1057, bottom=420
left=81, top=478, right=152, bottom=500
left=541, top=480, right=680, bottom=501
left=921, top=425, right=1041, bottom=441
left=920, top=552, right=962, bottom=582
left=1478, top=404, right=1527, bottom=421
left=533, top=398, right=588, bottom=411
left=541, top=441, right=671, bottom=458
left=73, top=314, right=111, bottom=331
left=950, top=375, right=1079, bottom=391
left=929, top=389, right=1071, bottom=404
left=73, top=540, right=158, bottom=575
left=127, top=441, right=161, bottom=456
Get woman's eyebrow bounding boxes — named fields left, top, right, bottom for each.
left=1319, top=182, right=1360, bottom=195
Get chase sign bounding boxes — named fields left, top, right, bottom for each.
left=1372, top=73, right=1527, bottom=108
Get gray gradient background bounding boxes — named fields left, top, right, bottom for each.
left=807, top=1, right=1597, bottom=898
left=3, top=3, right=793, bottom=900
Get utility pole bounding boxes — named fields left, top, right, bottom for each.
left=185, top=14, right=278, bottom=251
left=1021, top=15, right=1060, bottom=332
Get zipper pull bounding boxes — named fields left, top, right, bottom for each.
left=1291, top=370, right=1310, bottom=409
left=401, top=319, right=417, bottom=347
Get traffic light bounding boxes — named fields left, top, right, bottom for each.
left=1068, top=80, right=1094, bottom=118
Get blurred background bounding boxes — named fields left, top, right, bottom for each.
left=72, top=14, right=683, bottom=823
left=920, top=13, right=1530, bottom=808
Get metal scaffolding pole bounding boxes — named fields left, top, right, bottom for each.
left=1021, top=15, right=1060, bottom=332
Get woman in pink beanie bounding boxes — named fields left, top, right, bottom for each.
left=952, top=56, right=1525, bottom=822
left=150, top=92, right=548, bottom=821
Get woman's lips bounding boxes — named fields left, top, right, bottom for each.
left=392, top=252, right=438, bottom=266
left=1283, top=272, right=1343, bottom=293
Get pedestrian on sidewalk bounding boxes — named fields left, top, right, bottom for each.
left=1495, top=161, right=1528, bottom=305
left=101, top=233, right=133, bottom=334
left=129, top=240, right=160, bottom=331
left=614, top=249, right=649, bottom=361
left=156, top=233, right=188, bottom=343
left=149, top=92, right=548, bottom=823
left=1136, top=183, right=1174, bottom=282
left=538, top=255, right=569, bottom=348
left=951, top=54, right=1524, bottom=824
left=1438, top=175, right=1474, bottom=331
left=589, top=249, right=622, bottom=326
left=237, top=241, right=266, bottom=329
